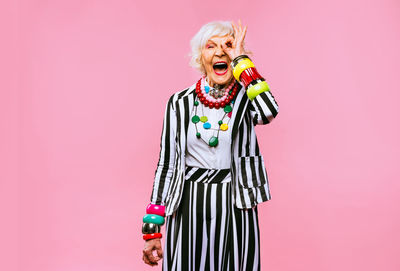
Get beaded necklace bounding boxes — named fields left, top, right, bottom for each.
left=191, top=77, right=238, bottom=147
left=195, top=76, right=238, bottom=109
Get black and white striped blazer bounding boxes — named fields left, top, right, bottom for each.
left=150, top=81, right=279, bottom=216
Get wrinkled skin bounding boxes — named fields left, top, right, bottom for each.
left=142, top=238, right=163, bottom=266
left=200, top=19, right=248, bottom=88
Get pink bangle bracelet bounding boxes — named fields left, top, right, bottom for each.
left=146, top=203, right=165, bottom=217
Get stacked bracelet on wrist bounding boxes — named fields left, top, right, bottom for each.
left=142, top=203, right=165, bottom=241
left=230, top=55, right=270, bottom=101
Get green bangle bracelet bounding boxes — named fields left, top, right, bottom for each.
left=247, top=81, right=270, bottom=101
left=143, top=214, right=165, bottom=225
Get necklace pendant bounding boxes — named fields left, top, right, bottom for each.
left=208, top=136, right=218, bottom=147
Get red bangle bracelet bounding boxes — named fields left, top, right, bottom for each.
left=143, top=233, right=162, bottom=240
left=240, top=67, right=263, bottom=88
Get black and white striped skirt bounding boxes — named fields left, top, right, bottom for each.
left=162, top=166, right=261, bottom=271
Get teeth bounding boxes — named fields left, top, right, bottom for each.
left=213, top=62, right=227, bottom=69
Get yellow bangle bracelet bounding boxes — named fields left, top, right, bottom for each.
left=233, top=58, right=255, bottom=81
left=247, top=81, right=270, bottom=101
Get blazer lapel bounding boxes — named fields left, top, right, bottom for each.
left=183, top=90, right=196, bottom=137
left=231, top=84, right=250, bottom=141
left=175, top=87, right=196, bottom=170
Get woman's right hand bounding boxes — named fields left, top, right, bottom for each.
left=142, top=238, right=163, bottom=266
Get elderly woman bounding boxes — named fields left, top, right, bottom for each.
left=142, top=20, right=279, bottom=270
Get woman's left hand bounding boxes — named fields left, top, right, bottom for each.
left=222, top=19, right=248, bottom=61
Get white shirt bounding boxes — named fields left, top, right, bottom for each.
left=185, top=85, right=234, bottom=169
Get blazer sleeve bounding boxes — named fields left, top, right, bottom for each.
left=248, top=89, right=280, bottom=125
left=150, top=94, right=177, bottom=205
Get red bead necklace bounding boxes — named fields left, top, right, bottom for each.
left=195, top=77, right=239, bottom=109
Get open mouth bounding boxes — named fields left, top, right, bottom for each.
left=213, top=61, right=228, bottom=75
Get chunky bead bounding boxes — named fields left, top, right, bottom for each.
left=224, top=105, right=232, bottom=113
left=143, top=233, right=162, bottom=240
left=194, top=100, right=199, bottom=106
left=191, top=115, right=200, bottom=123
left=208, top=136, right=219, bottom=147
left=240, top=67, right=263, bottom=88
left=196, top=132, right=201, bottom=138
left=142, top=222, right=161, bottom=234
left=200, top=116, right=208, bottom=123
left=143, top=214, right=165, bottom=225
left=218, top=120, right=223, bottom=125
left=246, top=81, right=270, bottom=101
left=203, top=122, right=211, bottom=129
left=233, top=58, right=255, bottom=81
left=231, top=54, right=251, bottom=68
left=220, top=123, right=229, bottom=131
left=195, top=76, right=239, bottom=108
left=146, top=204, right=165, bottom=217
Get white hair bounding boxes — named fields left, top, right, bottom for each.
left=188, top=21, right=235, bottom=75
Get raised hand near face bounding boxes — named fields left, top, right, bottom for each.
left=222, top=19, right=248, bottom=61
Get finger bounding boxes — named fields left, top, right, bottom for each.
left=243, top=25, right=247, bottom=39
left=238, top=25, right=247, bottom=43
left=145, top=254, right=158, bottom=265
left=231, top=26, right=240, bottom=47
left=238, top=19, right=243, bottom=33
left=224, top=36, right=234, bottom=47
left=156, top=245, right=164, bottom=259
left=146, top=251, right=158, bottom=263
left=143, top=248, right=158, bottom=263
left=220, top=38, right=230, bottom=51
left=231, top=21, right=238, bottom=37
left=221, top=44, right=231, bottom=54
left=236, top=20, right=245, bottom=43
left=236, top=21, right=241, bottom=37
left=143, top=254, right=151, bottom=265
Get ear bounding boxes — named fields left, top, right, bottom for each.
left=199, top=54, right=205, bottom=67
left=197, top=57, right=205, bottom=74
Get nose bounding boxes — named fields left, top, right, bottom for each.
left=215, top=45, right=225, bottom=56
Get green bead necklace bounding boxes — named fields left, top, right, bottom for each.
left=191, top=97, right=234, bottom=147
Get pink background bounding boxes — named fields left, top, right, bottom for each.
left=2, top=0, right=400, bottom=270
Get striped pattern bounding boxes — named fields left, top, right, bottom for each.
left=163, top=167, right=260, bottom=271
left=150, top=81, right=279, bottom=216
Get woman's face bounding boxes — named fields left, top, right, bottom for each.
left=200, top=35, right=234, bottom=88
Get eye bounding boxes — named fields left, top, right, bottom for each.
left=206, top=44, right=214, bottom=49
